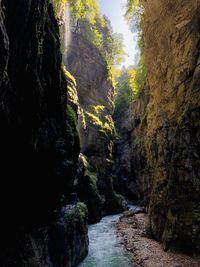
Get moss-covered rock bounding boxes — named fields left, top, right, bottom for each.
left=104, top=193, right=127, bottom=215
left=67, top=32, right=126, bottom=216
left=76, top=154, right=102, bottom=223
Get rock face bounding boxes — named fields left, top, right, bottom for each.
left=67, top=33, right=126, bottom=222
left=1, top=203, right=88, bottom=267
left=76, top=154, right=102, bottom=223
left=114, top=86, right=150, bottom=203
left=0, top=0, right=88, bottom=265
left=117, top=0, right=200, bottom=252
left=143, top=0, right=200, bottom=251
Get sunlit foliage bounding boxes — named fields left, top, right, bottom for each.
left=125, top=0, right=146, bottom=92
left=51, top=0, right=67, bottom=17
left=85, top=105, right=115, bottom=136
left=125, top=0, right=144, bottom=37
left=114, top=0, right=147, bottom=122
left=114, top=67, right=141, bottom=119
left=68, top=0, right=100, bottom=27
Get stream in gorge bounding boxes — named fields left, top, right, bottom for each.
left=79, top=206, right=140, bottom=267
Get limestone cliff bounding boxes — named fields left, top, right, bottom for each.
left=114, top=85, right=149, bottom=202
left=116, top=0, right=200, bottom=252
left=143, top=0, right=200, bottom=251
left=67, top=33, right=126, bottom=222
left=0, top=0, right=88, bottom=265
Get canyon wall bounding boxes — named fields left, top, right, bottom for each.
left=117, top=0, right=200, bottom=251
left=67, top=33, right=126, bottom=223
left=143, top=0, right=200, bottom=251
left=114, top=85, right=150, bottom=202
left=0, top=0, right=88, bottom=265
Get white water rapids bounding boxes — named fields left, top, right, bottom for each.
left=79, top=206, right=140, bottom=267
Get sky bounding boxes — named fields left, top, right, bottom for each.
left=99, top=0, right=139, bottom=68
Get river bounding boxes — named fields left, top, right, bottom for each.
left=78, top=206, right=140, bottom=267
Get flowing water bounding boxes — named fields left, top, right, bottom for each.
left=79, top=206, right=140, bottom=267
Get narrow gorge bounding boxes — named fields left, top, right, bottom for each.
left=0, top=0, right=199, bottom=267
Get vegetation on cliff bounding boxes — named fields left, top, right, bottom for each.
left=114, top=0, right=146, bottom=126
left=61, top=0, right=128, bottom=221
left=114, top=68, right=140, bottom=120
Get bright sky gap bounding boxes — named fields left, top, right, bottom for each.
left=99, top=0, right=139, bottom=68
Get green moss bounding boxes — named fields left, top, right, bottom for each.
left=62, top=65, right=77, bottom=87
left=64, top=208, right=76, bottom=227
left=85, top=111, right=103, bottom=127
left=105, top=192, right=127, bottom=214
left=67, top=104, right=77, bottom=129
left=86, top=171, right=99, bottom=195
left=64, top=202, right=88, bottom=226
left=77, top=202, right=88, bottom=223
left=66, top=104, right=80, bottom=162
left=77, top=154, right=102, bottom=223
left=141, top=110, right=148, bottom=126
left=85, top=110, right=115, bottom=136
left=79, top=108, right=87, bottom=129
left=91, top=105, right=105, bottom=116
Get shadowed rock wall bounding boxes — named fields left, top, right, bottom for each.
left=0, top=0, right=88, bottom=265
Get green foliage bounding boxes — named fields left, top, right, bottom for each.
left=50, top=0, right=67, bottom=17
left=85, top=111, right=103, bottom=128
left=125, top=0, right=146, bottom=85
left=52, top=0, right=125, bottom=89
left=91, top=105, right=105, bottom=116
left=80, top=108, right=87, bottom=129
left=85, top=105, right=115, bottom=136
left=62, top=65, right=76, bottom=86
left=113, top=0, right=147, bottom=120
left=66, top=104, right=77, bottom=132
left=114, top=67, right=140, bottom=119
left=77, top=202, right=88, bottom=223
left=125, top=0, right=143, bottom=32
left=68, top=0, right=99, bottom=26
left=64, top=202, right=88, bottom=226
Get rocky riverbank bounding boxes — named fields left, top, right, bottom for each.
left=117, top=212, right=200, bottom=267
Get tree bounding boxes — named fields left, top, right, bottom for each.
left=125, top=0, right=141, bottom=32
left=124, top=0, right=147, bottom=92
